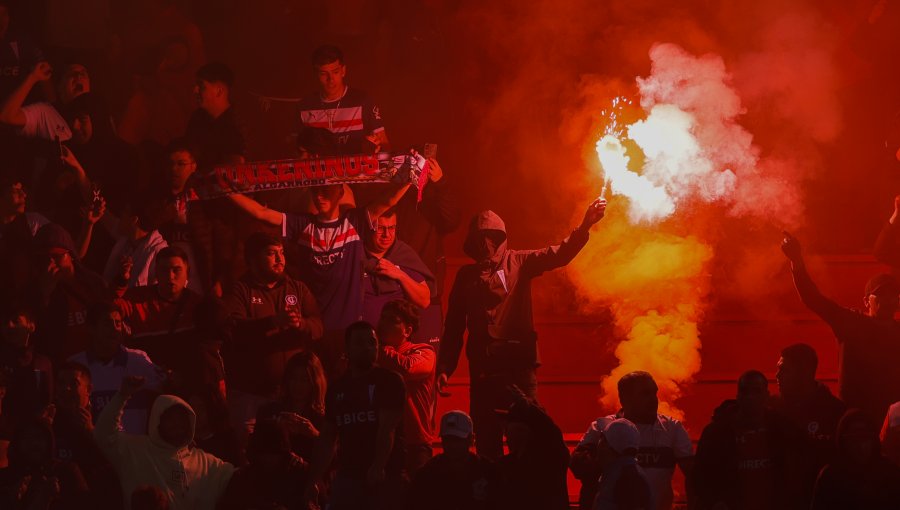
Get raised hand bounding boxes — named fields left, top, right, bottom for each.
left=781, top=231, right=803, bottom=263
left=580, top=198, right=607, bottom=230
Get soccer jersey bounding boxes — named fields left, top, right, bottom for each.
left=69, top=346, right=163, bottom=434
left=325, top=366, right=406, bottom=476
left=579, top=413, right=693, bottom=510
left=283, top=208, right=372, bottom=330
left=297, top=86, right=384, bottom=154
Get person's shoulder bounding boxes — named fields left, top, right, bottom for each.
left=374, top=366, right=406, bottom=385
left=656, top=413, right=688, bottom=432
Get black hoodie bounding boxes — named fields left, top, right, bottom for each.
left=439, top=210, right=589, bottom=376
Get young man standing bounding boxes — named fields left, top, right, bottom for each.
left=298, top=45, right=388, bottom=155
left=304, top=322, right=406, bottom=510
left=376, top=299, right=436, bottom=473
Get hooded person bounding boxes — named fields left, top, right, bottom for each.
left=437, top=198, right=606, bottom=459
left=811, top=409, right=900, bottom=510
left=94, top=376, right=234, bottom=510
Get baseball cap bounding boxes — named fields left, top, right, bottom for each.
left=440, top=410, right=473, bottom=439
left=865, top=273, right=900, bottom=297
left=603, top=418, right=640, bottom=455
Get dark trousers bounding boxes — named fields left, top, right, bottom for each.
left=469, top=367, right=538, bottom=460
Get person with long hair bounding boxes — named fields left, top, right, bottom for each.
left=255, top=351, right=326, bottom=462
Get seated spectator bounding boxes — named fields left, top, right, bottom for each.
left=303, top=322, right=406, bottom=510
left=50, top=361, right=123, bottom=509
left=375, top=299, right=436, bottom=474
left=811, top=409, right=900, bottom=509
left=255, top=351, right=327, bottom=462
left=114, top=246, right=212, bottom=391
left=691, top=370, right=803, bottom=510
left=69, top=301, right=163, bottom=434
left=182, top=384, right=244, bottom=467
left=224, top=232, right=323, bottom=438
left=0, top=307, right=52, bottom=430
left=497, top=395, right=570, bottom=510
left=362, top=209, right=433, bottom=329
left=102, top=199, right=168, bottom=289
left=0, top=418, right=90, bottom=509
left=218, top=420, right=308, bottom=510
left=782, top=233, right=900, bottom=424
left=572, top=371, right=692, bottom=510
left=94, top=376, right=234, bottom=510
left=592, top=418, right=654, bottom=510
left=881, top=401, right=900, bottom=465
left=408, top=410, right=500, bottom=510
left=30, top=223, right=110, bottom=364
left=770, top=343, right=846, bottom=506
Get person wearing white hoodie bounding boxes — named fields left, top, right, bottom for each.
left=94, top=375, right=234, bottom=510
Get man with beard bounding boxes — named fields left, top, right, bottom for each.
left=437, top=198, right=607, bottom=459
left=224, top=232, right=323, bottom=438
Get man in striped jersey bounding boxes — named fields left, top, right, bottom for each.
left=298, top=45, right=389, bottom=156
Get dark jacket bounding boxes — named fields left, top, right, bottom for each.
left=770, top=383, right=847, bottom=508
left=224, top=274, right=323, bottom=396
left=407, top=452, right=500, bottom=510
left=497, top=399, right=571, bottom=510
left=690, top=399, right=803, bottom=510
left=439, top=211, right=589, bottom=376
left=791, top=263, right=900, bottom=423
left=811, top=409, right=900, bottom=510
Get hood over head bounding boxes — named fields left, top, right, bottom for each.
left=148, top=394, right=197, bottom=450
left=463, top=210, right=508, bottom=264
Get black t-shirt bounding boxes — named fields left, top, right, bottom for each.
left=325, top=366, right=405, bottom=476
left=184, top=107, right=247, bottom=169
left=297, top=87, right=384, bottom=155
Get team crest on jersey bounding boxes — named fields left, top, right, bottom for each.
left=285, top=295, right=298, bottom=306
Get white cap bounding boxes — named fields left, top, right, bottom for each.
left=440, top=410, right=474, bottom=439
left=603, top=418, right=640, bottom=454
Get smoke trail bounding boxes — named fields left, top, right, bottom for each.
left=453, top=0, right=844, bottom=418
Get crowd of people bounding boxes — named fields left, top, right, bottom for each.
left=3, top=2, right=900, bottom=510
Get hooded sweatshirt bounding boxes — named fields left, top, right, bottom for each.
left=439, top=211, right=589, bottom=376
left=94, top=393, right=234, bottom=510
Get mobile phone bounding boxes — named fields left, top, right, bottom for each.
left=423, top=143, right=438, bottom=160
